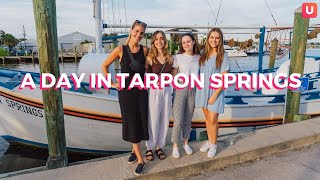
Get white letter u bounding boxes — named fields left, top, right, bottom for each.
left=306, top=6, right=314, bottom=15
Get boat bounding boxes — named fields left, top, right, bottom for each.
left=244, top=46, right=266, bottom=56
left=1, top=54, right=320, bottom=153
left=224, top=45, right=248, bottom=57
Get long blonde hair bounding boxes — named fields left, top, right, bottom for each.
left=125, top=20, right=147, bottom=45
left=147, top=30, right=173, bottom=65
left=199, top=28, right=225, bottom=69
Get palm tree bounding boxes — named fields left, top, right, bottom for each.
left=2, top=34, right=19, bottom=50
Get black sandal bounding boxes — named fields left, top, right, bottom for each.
left=155, top=148, right=166, bottom=160
left=146, top=150, right=154, bottom=161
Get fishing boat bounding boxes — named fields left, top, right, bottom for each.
left=1, top=0, right=319, bottom=154
left=0, top=54, right=320, bottom=153
left=244, top=46, right=267, bottom=56
left=224, top=45, right=248, bottom=57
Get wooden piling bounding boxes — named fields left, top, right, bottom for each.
left=284, top=7, right=310, bottom=123
left=268, top=38, right=278, bottom=69
left=32, top=50, right=35, bottom=64
left=60, top=50, right=64, bottom=64
left=74, top=46, right=77, bottom=63
left=33, top=0, right=68, bottom=169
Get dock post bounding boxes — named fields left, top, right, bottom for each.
left=33, top=0, right=68, bottom=169
left=60, top=50, right=64, bottom=64
left=254, top=26, right=265, bottom=95
left=74, top=46, right=77, bottom=63
left=284, top=7, right=310, bottom=124
left=32, top=50, right=35, bottom=64
left=268, top=38, right=278, bottom=69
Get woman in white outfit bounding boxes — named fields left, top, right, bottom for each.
left=171, top=33, right=200, bottom=158
left=145, top=30, right=173, bottom=161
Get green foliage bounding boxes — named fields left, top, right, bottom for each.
left=168, top=40, right=179, bottom=55
left=80, top=39, right=92, bottom=44
left=0, top=48, right=9, bottom=56
left=102, top=33, right=118, bottom=38
left=144, top=33, right=152, bottom=39
left=1, top=34, right=19, bottom=48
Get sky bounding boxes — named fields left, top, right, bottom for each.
left=0, top=0, right=319, bottom=42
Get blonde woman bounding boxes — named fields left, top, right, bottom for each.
left=102, top=20, right=149, bottom=176
left=145, top=30, right=173, bottom=161
left=196, top=28, right=230, bottom=158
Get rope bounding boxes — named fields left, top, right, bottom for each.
left=106, top=0, right=112, bottom=33
left=206, top=0, right=217, bottom=20
left=215, top=0, right=223, bottom=26
left=111, top=0, right=116, bottom=33
left=118, top=0, right=122, bottom=34
left=263, top=0, right=277, bottom=26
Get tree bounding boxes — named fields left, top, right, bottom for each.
left=2, top=34, right=19, bottom=50
left=0, top=48, right=9, bottom=56
left=80, top=39, right=92, bottom=44
left=102, top=33, right=118, bottom=38
left=144, top=33, right=152, bottom=39
left=168, top=40, right=178, bottom=54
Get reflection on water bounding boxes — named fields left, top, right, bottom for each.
left=0, top=141, right=108, bottom=174
left=0, top=137, right=9, bottom=158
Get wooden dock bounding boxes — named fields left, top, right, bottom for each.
left=2, top=117, right=320, bottom=179
left=0, top=54, right=84, bottom=65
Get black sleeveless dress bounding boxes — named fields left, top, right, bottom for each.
left=118, top=45, right=149, bottom=143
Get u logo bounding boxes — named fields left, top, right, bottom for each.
left=302, top=3, right=318, bottom=18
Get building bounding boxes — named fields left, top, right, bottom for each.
left=16, top=39, right=38, bottom=52
left=58, top=31, right=95, bottom=52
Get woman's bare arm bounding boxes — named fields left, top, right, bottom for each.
left=101, top=46, right=123, bottom=88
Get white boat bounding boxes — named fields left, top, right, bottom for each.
left=224, top=45, right=248, bottom=57
left=1, top=54, right=320, bottom=153
left=244, top=46, right=266, bottom=56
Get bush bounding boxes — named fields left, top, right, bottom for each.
left=0, top=48, right=9, bottom=56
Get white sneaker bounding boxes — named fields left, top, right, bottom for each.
left=183, top=144, right=193, bottom=155
left=200, top=141, right=210, bottom=152
left=172, top=147, right=180, bottom=158
left=207, top=143, right=217, bottom=158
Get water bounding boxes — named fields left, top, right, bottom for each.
left=0, top=49, right=319, bottom=174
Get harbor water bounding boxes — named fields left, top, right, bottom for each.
left=0, top=49, right=319, bottom=174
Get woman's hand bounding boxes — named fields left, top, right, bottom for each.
left=208, top=94, right=217, bottom=105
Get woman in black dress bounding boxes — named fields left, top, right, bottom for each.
left=102, top=20, right=149, bottom=176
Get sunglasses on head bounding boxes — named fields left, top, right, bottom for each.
left=134, top=20, right=147, bottom=28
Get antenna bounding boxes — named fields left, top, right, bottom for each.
left=23, top=25, right=27, bottom=50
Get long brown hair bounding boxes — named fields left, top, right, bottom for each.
left=125, top=20, right=147, bottom=45
left=178, top=33, right=200, bottom=55
left=199, top=28, right=225, bottom=69
left=147, top=30, right=173, bottom=65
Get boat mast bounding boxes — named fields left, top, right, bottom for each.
left=93, top=0, right=102, bottom=53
